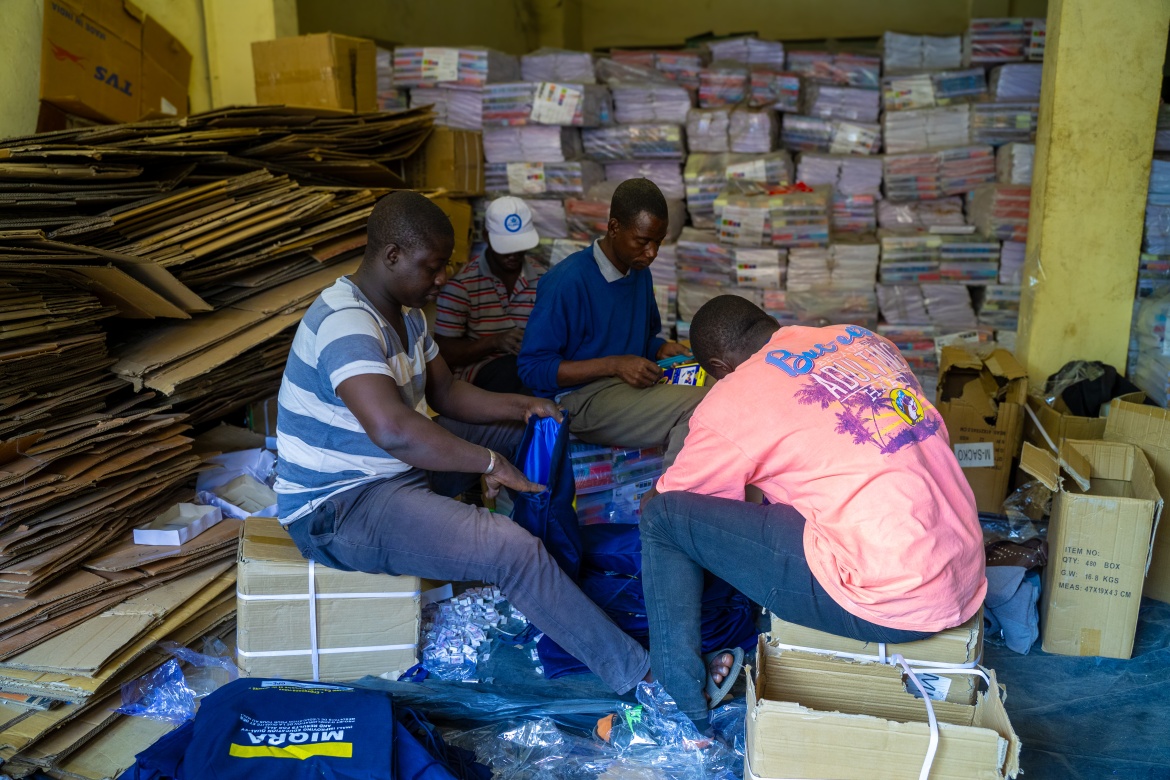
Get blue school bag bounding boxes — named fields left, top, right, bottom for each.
left=117, top=678, right=470, bottom=780
left=509, top=415, right=582, bottom=579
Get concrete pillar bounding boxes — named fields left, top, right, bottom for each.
left=1016, top=0, right=1170, bottom=380
left=203, top=0, right=298, bottom=108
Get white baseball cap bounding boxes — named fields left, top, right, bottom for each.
left=485, top=196, right=540, bottom=255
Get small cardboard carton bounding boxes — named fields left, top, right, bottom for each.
left=206, top=474, right=278, bottom=520
left=134, top=503, right=223, bottom=546
left=769, top=608, right=984, bottom=704
left=1020, top=439, right=1163, bottom=659
left=402, top=128, right=486, bottom=197
left=936, top=346, right=1028, bottom=513
left=41, top=0, right=191, bottom=123
left=1103, top=397, right=1170, bottom=604
left=237, top=517, right=421, bottom=681
left=746, top=637, right=1020, bottom=780
left=252, top=33, right=376, bottom=113
left=1024, top=391, right=1145, bottom=452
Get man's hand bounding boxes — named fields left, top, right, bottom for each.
left=656, top=342, right=692, bottom=361
left=484, top=456, right=545, bottom=499
left=492, top=328, right=525, bottom=355
left=610, top=355, right=662, bottom=388
left=519, top=396, right=563, bottom=423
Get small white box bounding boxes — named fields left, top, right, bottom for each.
left=134, top=503, right=223, bottom=546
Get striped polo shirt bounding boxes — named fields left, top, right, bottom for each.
left=274, top=276, right=438, bottom=524
left=433, top=253, right=542, bottom=383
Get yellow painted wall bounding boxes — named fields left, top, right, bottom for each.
left=0, top=0, right=44, bottom=140
left=204, top=0, right=298, bottom=107
left=297, top=0, right=540, bottom=55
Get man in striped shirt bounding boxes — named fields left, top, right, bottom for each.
left=275, top=192, right=653, bottom=695
left=435, top=197, right=543, bottom=394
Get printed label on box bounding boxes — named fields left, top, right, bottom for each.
left=830, top=123, right=880, bottom=155
left=422, top=48, right=460, bottom=83
left=506, top=162, right=547, bottom=194
left=954, top=441, right=996, bottom=468
left=726, top=159, right=769, bottom=182
left=531, top=82, right=582, bottom=125
left=909, top=671, right=953, bottom=702
left=721, top=204, right=768, bottom=243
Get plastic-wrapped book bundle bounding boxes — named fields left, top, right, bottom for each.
left=707, top=36, right=786, bottom=68
left=883, top=145, right=996, bottom=200
left=970, top=184, right=1031, bottom=242
left=531, top=238, right=590, bottom=269
left=410, top=87, right=484, bottom=130
left=686, top=108, right=732, bottom=153
left=611, top=82, right=693, bottom=124
left=804, top=84, right=881, bottom=124
left=787, top=242, right=879, bottom=292
left=970, top=102, right=1039, bottom=145
left=1000, top=240, right=1026, bottom=285
left=923, top=283, right=978, bottom=328
left=565, top=197, right=610, bottom=240
left=376, top=48, right=408, bottom=111
left=729, top=109, right=779, bottom=153
left=1139, top=252, right=1170, bottom=299
left=582, top=124, right=686, bottom=161
left=787, top=51, right=881, bottom=89
left=676, top=228, right=735, bottom=286
left=714, top=183, right=831, bottom=248
left=1144, top=159, right=1170, bottom=255
left=699, top=62, right=749, bottom=108
left=734, top=247, right=787, bottom=289
left=878, top=197, right=967, bottom=229
left=937, top=236, right=1000, bottom=284
left=786, top=287, right=879, bottom=328
left=610, top=49, right=705, bottom=93
left=481, top=82, right=611, bottom=127
left=881, top=69, right=987, bottom=111
left=485, top=161, right=604, bottom=198
left=877, top=283, right=931, bottom=325
left=684, top=152, right=793, bottom=228
left=483, top=126, right=583, bottom=163
left=524, top=198, right=569, bottom=238
left=1027, top=18, right=1046, bottom=60
left=603, top=161, right=685, bottom=200
left=1156, top=105, right=1170, bottom=153
left=996, top=142, right=1034, bottom=184
left=1130, top=290, right=1170, bottom=406
left=750, top=68, right=802, bottom=112
left=978, top=285, right=1021, bottom=329
left=394, top=47, right=520, bottom=88
left=796, top=153, right=883, bottom=233
left=879, top=231, right=943, bottom=283
left=882, top=104, right=971, bottom=154
left=880, top=324, right=940, bottom=377
left=781, top=115, right=882, bottom=155
left=966, top=18, right=1030, bottom=65
left=652, top=242, right=679, bottom=338
left=521, top=48, right=597, bottom=83
left=882, top=32, right=963, bottom=74
left=989, top=63, right=1043, bottom=102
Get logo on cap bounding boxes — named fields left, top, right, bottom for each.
left=504, top=214, right=522, bottom=233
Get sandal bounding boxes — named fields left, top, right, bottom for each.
left=703, top=647, right=744, bottom=709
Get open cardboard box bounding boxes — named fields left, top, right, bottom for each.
left=936, top=347, right=1028, bottom=513
left=1021, top=439, right=1163, bottom=658
left=769, top=608, right=984, bottom=704
left=746, top=637, right=1021, bottom=780
left=133, top=503, right=222, bottom=547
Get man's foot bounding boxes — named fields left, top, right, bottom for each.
left=707, top=652, right=734, bottom=690
left=702, top=648, right=744, bottom=709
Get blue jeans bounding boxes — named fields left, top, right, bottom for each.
left=640, top=491, right=933, bottom=728
left=285, top=417, right=651, bottom=694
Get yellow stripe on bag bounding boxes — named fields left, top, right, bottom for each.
left=229, top=743, right=353, bottom=759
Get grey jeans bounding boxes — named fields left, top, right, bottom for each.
left=560, top=378, right=708, bottom=467
left=285, top=416, right=651, bottom=694
left=641, top=491, right=934, bottom=729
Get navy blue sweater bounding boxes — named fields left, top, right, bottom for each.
left=518, top=245, right=665, bottom=398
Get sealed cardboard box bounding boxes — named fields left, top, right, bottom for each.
left=40, top=0, right=191, bottom=123
left=252, top=33, right=376, bottom=113
left=936, top=346, right=1028, bottom=513
left=1021, top=440, right=1163, bottom=659
left=237, top=517, right=420, bottom=681
left=403, top=128, right=486, bottom=197
left=769, top=608, right=983, bottom=704
left=1104, top=397, right=1170, bottom=603
left=746, top=637, right=1021, bottom=780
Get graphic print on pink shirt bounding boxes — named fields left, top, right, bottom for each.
left=771, top=324, right=944, bottom=455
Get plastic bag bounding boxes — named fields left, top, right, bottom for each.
left=159, top=638, right=240, bottom=698
left=117, top=638, right=242, bottom=724
left=1042, top=361, right=1107, bottom=407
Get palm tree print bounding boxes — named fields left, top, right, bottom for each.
left=794, top=380, right=839, bottom=410
left=794, top=375, right=939, bottom=455
left=847, top=392, right=895, bottom=446
left=834, top=407, right=875, bottom=446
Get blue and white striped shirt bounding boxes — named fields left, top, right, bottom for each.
left=274, top=277, right=438, bottom=524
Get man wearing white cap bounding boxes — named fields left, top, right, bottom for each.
left=435, top=197, right=543, bottom=394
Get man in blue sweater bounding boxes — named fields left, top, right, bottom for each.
left=518, top=178, right=706, bottom=464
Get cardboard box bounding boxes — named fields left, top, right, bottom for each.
left=1025, top=391, right=1145, bottom=452
left=252, top=33, right=376, bottom=113
left=769, top=608, right=983, bottom=704
left=41, top=0, right=191, bottom=124
left=746, top=638, right=1021, bottom=780
left=429, top=195, right=474, bottom=274
left=133, top=503, right=223, bottom=546
left=237, top=517, right=421, bottom=681
left=1021, top=440, right=1163, bottom=659
left=936, top=347, right=1028, bottom=513
left=1103, top=397, right=1170, bottom=603
left=402, top=128, right=486, bottom=197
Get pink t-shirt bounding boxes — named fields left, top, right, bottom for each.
left=657, top=325, right=986, bottom=632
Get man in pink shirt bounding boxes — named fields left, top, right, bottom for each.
left=641, top=295, right=987, bottom=731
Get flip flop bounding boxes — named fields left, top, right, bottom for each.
left=703, top=647, right=744, bottom=709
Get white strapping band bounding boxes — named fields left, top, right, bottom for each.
left=238, top=643, right=419, bottom=659
left=309, top=559, right=320, bottom=681
left=237, top=591, right=421, bottom=602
